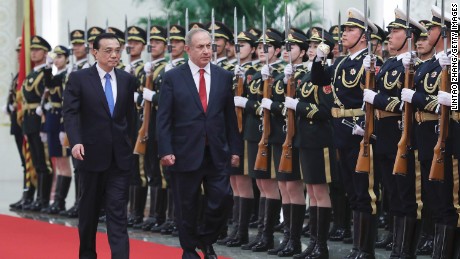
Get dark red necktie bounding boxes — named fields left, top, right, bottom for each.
left=199, top=69, right=207, bottom=112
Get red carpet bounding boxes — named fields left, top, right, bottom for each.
left=0, top=215, right=231, bottom=259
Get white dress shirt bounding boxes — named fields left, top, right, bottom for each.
left=188, top=60, right=211, bottom=104
left=96, top=63, right=117, bottom=105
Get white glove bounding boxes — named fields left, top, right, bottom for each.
left=46, top=55, right=53, bottom=68
left=260, top=98, right=272, bottom=110
left=352, top=124, right=365, bottom=136
left=44, top=102, right=52, bottom=111
left=316, top=42, right=330, bottom=59
left=164, top=63, right=173, bottom=72
left=438, top=53, right=451, bottom=68
left=363, top=55, right=371, bottom=71
left=36, top=106, right=43, bottom=116
left=2, top=104, right=7, bottom=115
left=40, top=132, right=47, bottom=143
left=143, top=88, right=155, bottom=102
left=363, top=89, right=377, bottom=104
left=401, top=88, right=415, bottom=103
left=124, top=64, right=132, bottom=73
left=144, top=62, right=153, bottom=75
left=438, top=91, right=451, bottom=106
left=261, top=65, right=270, bottom=81
left=134, top=92, right=140, bottom=103
left=402, top=52, right=412, bottom=69
left=59, top=132, right=66, bottom=146
left=283, top=64, right=293, bottom=84
left=284, top=97, right=299, bottom=111
left=234, top=96, right=248, bottom=108
left=234, top=65, right=245, bottom=77
left=9, top=104, right=14, bottom=112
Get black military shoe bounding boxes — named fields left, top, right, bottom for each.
left=199, top=243, right=217, bottom=259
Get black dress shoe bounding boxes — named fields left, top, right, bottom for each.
left=9, top=198, right=23, bottom=210
left=199, top=244, right=217, bottom=259
left=416, top=234, right=434, bottom=255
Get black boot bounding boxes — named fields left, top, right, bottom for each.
left=343, top=211, right=361, bottom=259
left=375, top=215, right=393, bottom=249
left=453, top=227, right=460, bottom=259
left=10, top=172, right=29, bottom=210
left=132, top=186, right=148, bottom=227
left=218, top=196, right=240, bottom=245
left=306, top=207, right=331, bottom=259
left=432, top=224, right=455, bottom=259
left=293, top=206, right=318, bottom=259
left=416, top=209, right=435, bottom=255
left=268, top=203, right=290, bottom=255
left=14, top=185, right=35, bottom=210
left=356, top=212, right=377, bottom=259
left=140, top=187, right=160, bottom=230
left=341, top=201, right=353, bottom=244
left=278, top=204, right=304, bottom=257
left=39, top=173, right=52, bottom=212
left=389, top=216, right=404, bottom=258
left=241, top=197, right=265, bottom=250
left=127, top=185, right=137, bottom=227
left=251, top=198, right=281, bottom=252
left=153, top=188, right=173, bottom=233
left=399, top=217, right=421, bottom=259
left=46, top=175, right=71, bottom=214
left=61, top=172, right=80, bottom=218
left=330, top=193, right=351, bottom=241
left=227, top=197, right=253, bottom=247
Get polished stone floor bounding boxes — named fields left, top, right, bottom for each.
left=0, top=124, right=430, bottom=259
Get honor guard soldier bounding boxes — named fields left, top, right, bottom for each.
left=329, top=25, right=345, bottom=62
left=69, top=29, right=90, bottom=72
left=222, top=30, right=258, bottom=248
left=401, top=5, right=457, bottom=258
left=206, top=21, right=235, bottom=71
left=165, top=24, right=186, bottom=72
left=311, top=8, right=382, bottom=258
left=7, top=38, right=32, bottom=210
left=42, top=46, right=73, bottom=214
left=416, top=20, right=435, bottom=62
left=371, top=24, right=386, bottom=60
left=289, top=28, right=337, bottom=259
left=234, top=29, right=285, bottom=252
left=137, top=24, right=169, bottom=231
left=362, top=8, right=426, bottom=257
left=124, top=25, right=148, bottom=227
left=87, top=26, right=104, bottom=64
left=107, top=27, right=127, bottom=69
left=21, top=35, right=53, bottom=212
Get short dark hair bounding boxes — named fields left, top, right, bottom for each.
left=93, top=33, right=120, bottom=50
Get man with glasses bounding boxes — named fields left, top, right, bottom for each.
left=63, top=33, right=137, bottom=259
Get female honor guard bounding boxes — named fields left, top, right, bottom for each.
left=42, top=46, right=72, bottom=214
left=362, top=9, right=426, bottom=257
left=234, top=29, right=285, bottom=252
left=311, top=8, right=382, bottom=258
left=290, top=28, right=336, bottom=259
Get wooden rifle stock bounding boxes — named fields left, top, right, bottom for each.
left=279, top=74, right=296, bottom=173
left=429, top=68, right=449, bottom=181
left=355, top=68, right=375, bottom=174
left=235, top=76, right=244, bottom=133
left=393, top=66, right=414, bottom=175
left=133, top=73, right=154, bottom=155
left=254, top=77, right=272, bottom=171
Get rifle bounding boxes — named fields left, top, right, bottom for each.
left=338, top=11, right=344, bottom=55
left=167, top=13, right=172, bottom=66
left=211, top=8, right=217, bottom=64
left=234, top=7, right=244, bottom=133
left=279, top=5, right=294, bottom=173
left=355, top=0, right=375, bottom=174
left=254, top=6, right=272, bottom=172
left=134, top=14, right=152, bottom=155
left=393, top=0, right=414, bottom=176
left=125, top=15, right=131, bottom=54
left=429, top=0, right=449, bottom=181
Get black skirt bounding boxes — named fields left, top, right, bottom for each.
left=300, top=147, right=336, bottom=184
left=272, top=144, right=302, bottom=181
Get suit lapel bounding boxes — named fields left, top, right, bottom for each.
left=89, top=66, right=111, bottom=116
left=181, top=64, right=205, bottom=113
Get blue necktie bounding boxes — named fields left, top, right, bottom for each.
left=104, top=73, right=114, bottom=116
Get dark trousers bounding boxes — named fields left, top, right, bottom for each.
left=26, top=132, right=48, bottom=174
left=170, top=148, right=233, bottom=255
left=78, top=161, right=131, bottom=259
left=338, top=147, right=379, bottom=214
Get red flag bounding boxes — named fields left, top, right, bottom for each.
left=16, top=0, right=36, bottom=92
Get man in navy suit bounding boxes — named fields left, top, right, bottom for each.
left=63, top=33, right=137, bottom=259
left=157, top=28, right=243, bottom=259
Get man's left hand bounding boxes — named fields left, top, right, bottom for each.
left=231, top=155, right=240, bottom=168
left=363, top=89, right=377, bottom=104
left=401, top=88, right=415, bottom=103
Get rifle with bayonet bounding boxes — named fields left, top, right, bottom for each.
left=279, top=5, right=295, bottom=173
left=338, top=11, right=344, bottom=56
left=167, top=13, right=172, bottom=66
left=254, top=6, right=272, bottom=172
left=134, top=14, right=152, bottom=155
left=356, top=0, right=375, bottom=174
left=234, top=7, right=244, bottom=133
left=393, top=0, right=414, bottom=176
left=429, top=0, right=449, bottom=181
left=125, top=15, right=130, bottom=54
left=211, top=8, right=217, bottom=64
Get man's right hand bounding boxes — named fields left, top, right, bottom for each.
left=161, top=154, right=175, bottom=166
left=72, top=144, right=85, bottom=160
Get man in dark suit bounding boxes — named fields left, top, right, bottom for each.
left=157, top=28, right=243, bottom=259
left=63, top=33, right=137, bottom=259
